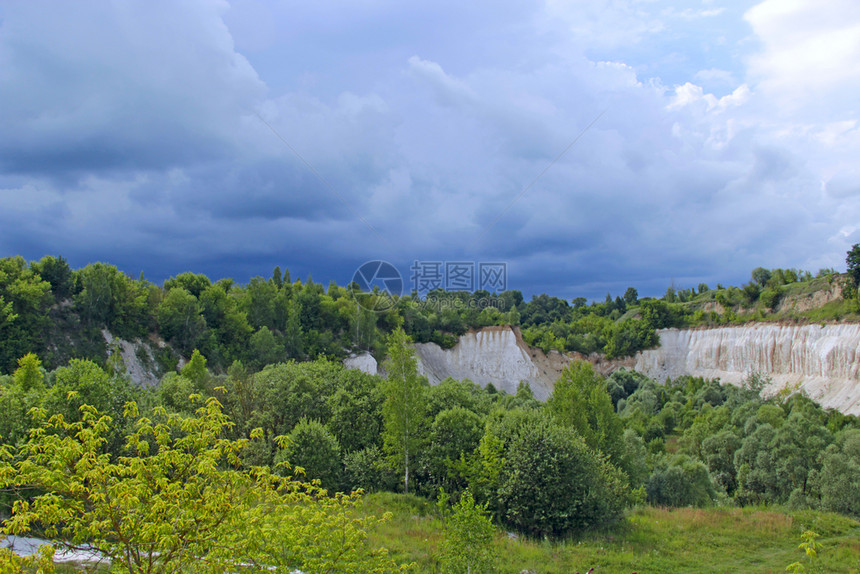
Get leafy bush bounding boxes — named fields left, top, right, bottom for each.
left=646, top=454, right=717, bottom=507
left=275, top=417, right=343, bottom=492
left=496, top=419, right=630, bottom=537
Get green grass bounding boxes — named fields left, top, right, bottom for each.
left=795, top=298, right=860, bottom=322
left=361, top=494, right=860, bottom=573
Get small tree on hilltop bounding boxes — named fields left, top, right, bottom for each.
left=847, top=244, right=860, bottom=288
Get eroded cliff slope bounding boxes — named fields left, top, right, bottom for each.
left=413, top=326, right=570, bottom=400
left=634, top=324, right=860, bottom=414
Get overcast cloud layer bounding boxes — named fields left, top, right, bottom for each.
left=1, top=0, right=858, bottom=299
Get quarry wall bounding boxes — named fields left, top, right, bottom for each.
left=384, top=323, right=860, bottom=415
left=634, top=324, right=860, bottom=415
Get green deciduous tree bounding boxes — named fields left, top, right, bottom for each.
left=250, top=359, right=335, bottom=449
left=75, top=262, right=151, bottom=339
left=382, top=328, right=427, bottom=495
left=198, top=284, right=253, bottom=367
left=846, top=244, right=860, bottom=287
left=751, top=267, right=772, bottom=287
left=547, top=360, right=624, bottom=464
left=163, top=272, right=212, bottom=298
left=181, top=348, right=210, bottom=392
left=275, top=418, right=343, bottom=492
left=0, top=354, right=49, bottom=448
left=623, top=287, right=638, bottom=305
left=438, top=490, right=497, bottom=574
left=248, top=326, right=285, bottom=370
left=157, top=287, right=207, bottom=354
left=12, top=353, right=44, bottom=394
left=0, top=257, right=51, bottom=373
left=814, top=429, right=860, bottom=517
left=646, top=454, right=717, bottom=507
left=326, top=370, right=385, bottom=455
left=424, top=407, right=484, bottom=496
left=32, top=255, right=73, bottom=301
left=496, top=417, right=629, bottom=537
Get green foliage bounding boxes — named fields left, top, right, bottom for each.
left=0, top=538, right=55, bottom=573
left=248, top=326, right=285, bottom=370
left=423, top=407, right=484, bottom=496
left=198, top=283, right=252, bottom=368
left=344, top=445, right=399, bottom=493
left=250, top=359, right=337, bottom=449
left=814, top=429, right=860, bottom=517
left=760, top=286, right=783, bottom=309
left=752, top=267, right=772, bottom=287
left=645, top=454, right=717, bottom=507
left=846, top=244, right=860, bottom=287
left=240, top=276, right=280, bottom=330
left=74, top=262, right=153, bottom=339
left=326, top=370, right=385, bottom=455
left=701, top=429, right=742, bottom=494
left=181, top=348, right=210, bottom=391
left=623, top=286, right=638, bottom=305
left=0, top=355, right=50, bottom=448
left=157, top=287, right=206, bottom=354
left=32, top=255, right=73, bottom=300
left=0, top=399, right=408, bottom=574
left=157, top=371, right=196, bottom=414
left=0, top=257, right=51, bottom=373
left=496, top=417, right=630, bottom=537
left=639, top=299, right=685, bottom=329
left=786, top=530, right=824, bottom=574
left=163, top=272, right=212, bottom=298
left=547, top=360, right=624, bottom=464
left=275, top=417, right=343, bottom=491
left=382, top=329, right=427, bottom=495
left=438, top=490, right=497, bottom=574
left=13, top=353, right=44, bottom=394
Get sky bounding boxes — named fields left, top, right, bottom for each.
left=1, top=0, right=859, bottom=301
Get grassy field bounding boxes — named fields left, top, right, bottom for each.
left=361, top=493, right=860, bottom=573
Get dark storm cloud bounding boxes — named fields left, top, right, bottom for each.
left=0, top=0, right=858, bottom=300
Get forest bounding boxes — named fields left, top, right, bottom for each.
left=0, top=250, right=859, bottom=572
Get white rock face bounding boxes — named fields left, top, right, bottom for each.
left=633, top=324, right=860, bottom=415
left=413, top=326, right=569, bottom=400
left=343, top=352, right=378, bottom=376
left=102, top=330, right=160, bottom=387
left=344, top=322, right=860, bottom=415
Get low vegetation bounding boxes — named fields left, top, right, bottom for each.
left=360, top=494, right=860, bottom=573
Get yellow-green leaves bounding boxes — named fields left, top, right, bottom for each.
left=0, top=397, right=407, bottom=573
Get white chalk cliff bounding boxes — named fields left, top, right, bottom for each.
left=633, top=324, right=860, bottom=415
left=343, top=323, right=860, bottom=415
left=413, top=326, right=570, bottom=400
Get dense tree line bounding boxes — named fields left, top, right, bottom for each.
left=4, top=248, right=858, bottom=378
left=0, top=256, right=665, bottom=377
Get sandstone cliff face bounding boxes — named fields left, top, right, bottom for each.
left=633, top=324, right=860, bottom=415
left=413, top=326, right=569, bottom=400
